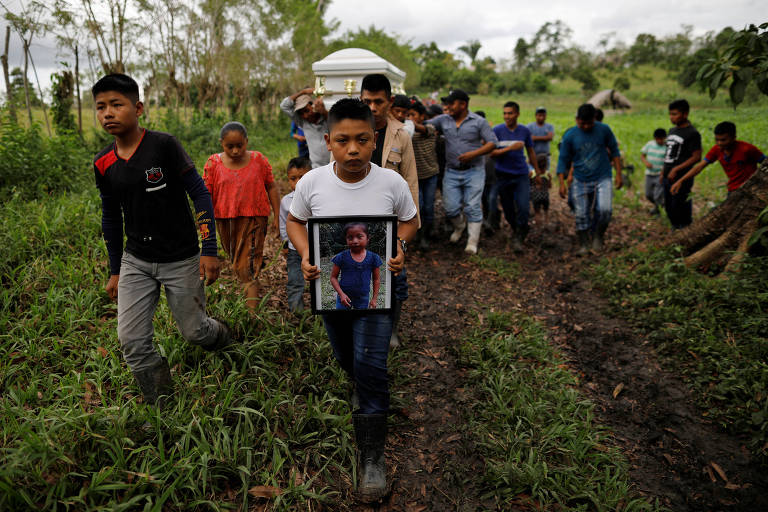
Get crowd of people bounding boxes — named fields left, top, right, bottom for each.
left=91, top=71, right=765, bottom=502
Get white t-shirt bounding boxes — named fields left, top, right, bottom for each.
left=289, top=162, right=417, bottom=221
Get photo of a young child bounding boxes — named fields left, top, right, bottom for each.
left=308, top=216, right=394, bottom=313
left=331, top=223, right=383, bottom=310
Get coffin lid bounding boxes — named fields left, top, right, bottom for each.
left=312, top=48, right=406, bottom=81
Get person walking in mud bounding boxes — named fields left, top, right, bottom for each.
left=556, top=103, right=623, bottom=254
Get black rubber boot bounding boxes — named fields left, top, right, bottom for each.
left=576, top=230, right=591, bottom=255
left=132, top=357, right=174, bottom=409
left=592, top=224, right=608, bottom=252
left=201, top=318, right=233, bottom=351
left=419, top=223, right=432, bottom=250
left=353, top=413, right=388, bottom=502
left=511, top=225, right=528, bottom=253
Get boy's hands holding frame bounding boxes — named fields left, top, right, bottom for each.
left=286, top=214, right=419, bottom=281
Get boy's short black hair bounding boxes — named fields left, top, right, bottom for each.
left=576, top=103, right=596, bottom=121
left=474, top=110, right=486, bottom=118
left=503, top=101, right=520, bottom=112
left=714, top=121, right=736, bottom=137
left=392, top=94, right=411, bottom=109
left=594, top=108, right=604, bottom=122
left=653, top=128, right=667, bottom=139
left=287, top=156, right=311, bottom=171
left=220, top=121, right=247, bottom=139
left=408, top=101, right=426, bottom=116
left=328, top=98, right=376, bottom=132
left=668, top=99, right=690, bottom=113
left=92, top=73, right=140, bottom=103
left=361, top=74, right=391, bottom=98
left=427, top=104, right=443, bottom=118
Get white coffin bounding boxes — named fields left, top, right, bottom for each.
left=311, top=48, right=406, bottom=108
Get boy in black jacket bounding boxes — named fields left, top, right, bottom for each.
left=93, top=74, right=230, bottom=407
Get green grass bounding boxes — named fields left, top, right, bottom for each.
left=0, top=190, right=359, bottom=510
left=457, top=312, right=660, bottom=511
left=590, top=250, right=768, bottom=462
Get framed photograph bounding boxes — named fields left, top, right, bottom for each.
left=307, top=215, right=397, bottom=314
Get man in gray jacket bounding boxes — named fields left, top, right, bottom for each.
left=280, top=87, right=330, bottom=168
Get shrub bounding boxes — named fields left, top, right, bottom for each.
left=613, top=75, right=631, bottom=91
left=0, top=119, right=91, bottom=200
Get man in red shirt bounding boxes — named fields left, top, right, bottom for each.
left=671, top=121, right=765, bottom=196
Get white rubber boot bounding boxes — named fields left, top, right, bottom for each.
left=449, top=215, right=467, bottom=243
left=465, top=222, right=482, bottom=254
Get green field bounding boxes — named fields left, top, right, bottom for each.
left=1, top=67, right=767, bottom=508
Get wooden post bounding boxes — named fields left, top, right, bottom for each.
left=75, top=44, right=82, bottom=134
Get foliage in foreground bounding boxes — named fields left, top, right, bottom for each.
left=458, top=312, right=658, bottom=511
left=591, top=249, right=768, bottom=461
left=0, top=119, right=91, bottom=200
left=0, top=191, right=356, bottom=510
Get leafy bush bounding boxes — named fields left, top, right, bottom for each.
left=0, top=119, right=91, bottom=200
left=572, top=66, right=600, bottom=94
left=613, top=75, right=631, bottom=91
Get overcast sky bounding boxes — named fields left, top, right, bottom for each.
left=0, top=0, right=762, bottom=96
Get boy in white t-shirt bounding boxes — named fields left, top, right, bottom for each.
left=286, top=98, right=418, bottom=502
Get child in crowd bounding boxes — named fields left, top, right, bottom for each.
left=640, top=128, right=667, bottom=216
left=330, top=223, right=383, bottom=310
left=391, top=94, right=415, bottom=136
left=663, top=99, right=702, bottom=230
left=203, top=122, right=280, bottom=311
left=670, top=121, right=765, bottom=197
left=279, top=157, right=311, bottom=312
left=286, top=98, right=418, bottom=501
left=92, top=74, right=231, bottom=408
left=530, top=153, right=551, bottom=226
left=406, top=100, right=440, bottom=248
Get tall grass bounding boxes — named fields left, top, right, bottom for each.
left=0, top=191, right=359, bottom=510
left=458, top=312, right=659, bottom=511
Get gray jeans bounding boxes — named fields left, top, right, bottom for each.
left=117, top=252, right=224, bottom=371
left=285, top=249, right=304, bottom=312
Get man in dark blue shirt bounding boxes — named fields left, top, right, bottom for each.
left=557, top=104, right=623, bottom=253
left=491, top=101, right=540, bottom=252
left=426, top=90, right=497, bottom=254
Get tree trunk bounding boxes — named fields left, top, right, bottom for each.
left=1, top=26, right=16, bottom=122
left=75, top=45, right=82, bottom=134
left=664, top=160, right=768, bottom=272
left=22, top=40, right=33, bottom=127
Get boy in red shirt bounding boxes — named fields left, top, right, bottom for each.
left=671, top=121, right=765, bottom=196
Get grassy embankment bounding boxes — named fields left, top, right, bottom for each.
left=2, top=66, right=767, bottom=508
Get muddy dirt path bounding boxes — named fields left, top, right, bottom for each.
left=269, top=194, right=768, bottom=510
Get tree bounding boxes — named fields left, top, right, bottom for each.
left=457, top=39, right=481, bottom=66
left=79, top=0, right=136, bottom=74
left=51, top=68, right=76, bottom=133
left=1, top=25, right=15, bottom=121
left=572, top=65, right=599, bottom=94
left=695, top=23, right=768, bottom=106
left=627, top=33, right=660, bottom=66
left=513, top=37, right=530, bottom=70
left=530, top=20, right=573, bottom=76
left=327, top=26, right=420, bottom=89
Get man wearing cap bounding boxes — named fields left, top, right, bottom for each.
left=280, top=87, right=330, bottom=168
left=527, top=107, right=554, bottom=171
left=426, top=89, right=497, bottom=254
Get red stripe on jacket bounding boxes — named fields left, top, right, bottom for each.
left=95, top=151, right=118, bottom=176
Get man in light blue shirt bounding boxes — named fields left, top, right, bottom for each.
left=527, top=106, right=554, bottom=170
left=557, top=104, right=623, bottom=253
left=426, top=89, right=497, bottom=254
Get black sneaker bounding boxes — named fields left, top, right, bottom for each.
left=201, top=318, right=233, bottom=351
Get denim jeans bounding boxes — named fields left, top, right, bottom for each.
left=442, top=166, right=485, bottom=223
left=663, top=176, right=693, bottom=229
left=572, top=176, right=613, bottom=232
left=117, top=252, right=226, bottom=371
left=418, top=175, right=438, bottom=227
left=285, top=249, right=304, bottom=311
left=496, top=172, right=530, bottom=230
left=322, top=313, right=392, bottom=414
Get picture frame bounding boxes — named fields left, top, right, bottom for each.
left=307, top=215, right=397, bottom=314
